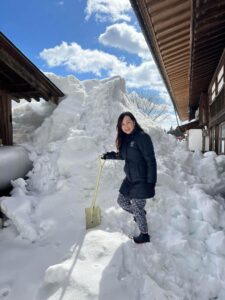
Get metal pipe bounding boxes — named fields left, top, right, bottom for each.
left=0, top=146, right=33, bottom=190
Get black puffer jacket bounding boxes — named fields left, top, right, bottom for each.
left=105, top=129, right=157, bottom=199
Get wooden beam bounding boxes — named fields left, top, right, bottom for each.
left=166, top=63, right=189, bottom=73
left=166, top=62, right=189, bottom=73
left=158, top=28, right=190, bottom=46
left=24, top=97, right=32, bottom=102
left=194, top=25, right=225, bottom=40
left=171, top=86, right=188, bottom=92
left=192, top=71, right=214, bottom=81
left=151, top=1, right=190, bottom=21
left=170, top=78, right=189, bottom=85
left=156, top=20, right=190, bottom=38
left=154, top=12, right=190, bottom=33
left=192, top=53, right=220, bottom=67
left=148, top=0, right=186, bottom=15
left=8, top=82, right=31, bottom=89
left=33, top=97, right=41, bottom=102
left=196, top=30, right=225, bottom=46
left=169, top=82, right=188, bottom=89
left=194, top=18, right=225, bottom=36
left=169, top=78, right=189, bottom=86
left=0, top=69, right=15, bottom=82
left=0, top=90, right=12, bottom=145
left=163, top=51, right=190, bottom=63
left=161, top=42, right=189, bottom=57
left=167, top=67, right=189, bottom=74
left=194, top=39, right=225, bottom=53
left=169, top=73, right=189, bottom=80
left=169, top=70, right=189, bottom=77
left=192, top=49, right=223, bottom=64
left=164, top=54, right=190, bottom=67
left=0, top=48, right=51, bottom=101
left=170, top=76, right=189, bottom=82
left=164, top=60, right=188, bottom=70
left=160, top=35, right=189, bottom=51
left=195, top=0, right=225, bottom=15
left=163, top=47, right=189, bottom=59
left=196, top=11, right=225, bottom=28
left=11, top=90, right=47, bottom=102
left=0, top=82, right=36, bottom=94
left=192, top=64, right=218, bottom=77
left=11, top=90, right=41, bottom=96
left=10, top=94, right=21, bottom=103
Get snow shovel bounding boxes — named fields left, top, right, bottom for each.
left=85, top=158, right=105, bottom=229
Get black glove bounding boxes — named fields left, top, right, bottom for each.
left=101, top=151, right=117, bottom=160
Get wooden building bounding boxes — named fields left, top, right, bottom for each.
left=0, top=32, right=64, bottom=145
left=130, top=0, right=225, bottom=154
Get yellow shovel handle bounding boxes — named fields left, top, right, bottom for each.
left=91, top=158, right=105, bottom=209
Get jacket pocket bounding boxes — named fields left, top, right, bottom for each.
left=129, top=162, right=145, bottom=182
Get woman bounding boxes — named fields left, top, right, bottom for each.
left=102, top=112, right=157, bottom=244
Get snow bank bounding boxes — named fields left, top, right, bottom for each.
left=1, top=74, right=225, bottom=300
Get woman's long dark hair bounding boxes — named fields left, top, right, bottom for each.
left=116, top=112, right=144, bottom=151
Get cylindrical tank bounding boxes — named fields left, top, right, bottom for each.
left=0, top=146, right=33, bottom=190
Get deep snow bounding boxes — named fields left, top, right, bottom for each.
left=0, top=74, right=225, bottom=300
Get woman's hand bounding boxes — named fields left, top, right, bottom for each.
left=101, top=151, right=117, bottom=159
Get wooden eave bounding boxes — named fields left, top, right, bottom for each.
left=130, top=0, right=191, bottom=121
left=189, top=0, right=225, bottom=117
left=130, top=0, right=225, bottom=122
left=0, top=32, right=64, bottom=103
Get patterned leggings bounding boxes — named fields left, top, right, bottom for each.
left=117, top=193, right=148, bottom=234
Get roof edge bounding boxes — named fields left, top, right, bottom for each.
left=129, top=0, right=183, bottom=119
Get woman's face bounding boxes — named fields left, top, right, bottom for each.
left=121, top=115, right=135, bottom=134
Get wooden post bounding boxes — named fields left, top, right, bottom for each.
left=199, top=92, right=208, bottom=125
left=0, top=90, right=13, bottom=145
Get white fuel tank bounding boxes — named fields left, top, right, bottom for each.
left=0, top=146, right=32, bottom=190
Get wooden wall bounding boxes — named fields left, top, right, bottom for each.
left=0, top=90, right=12, bottom=145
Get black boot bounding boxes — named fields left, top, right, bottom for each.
left=133, top=232, right=150, bottom=244
left=133, top=209, right=146, bottom=222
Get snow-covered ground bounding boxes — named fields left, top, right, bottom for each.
left=1, top=74, right=225, bottom=300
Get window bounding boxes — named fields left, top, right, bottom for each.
left=210, top=64, right=225, bottom=103
left=219, top=122, right=225, bottom=154
left=217, top=66, right=224, bottom=93
left=211, top=82, right=216, bottom=102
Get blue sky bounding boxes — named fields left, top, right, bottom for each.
left=0, top=0, right=177, bottom=125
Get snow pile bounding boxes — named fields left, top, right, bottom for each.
left=0, top=74, right=225, bottom=300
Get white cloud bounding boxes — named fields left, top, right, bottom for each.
left=85, top=0, right=131, bottom=22
left=159, top=90, right=171, bottom=104
left=110, top=61, right=164, bottom=91
left=40, top=41, right=165, bottom=92
left=40, top=41, right=125, bottom=76
left=99, top=22, right=151, bottom=60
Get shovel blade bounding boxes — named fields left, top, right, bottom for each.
left=85, top=206, right=101, bottom=229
